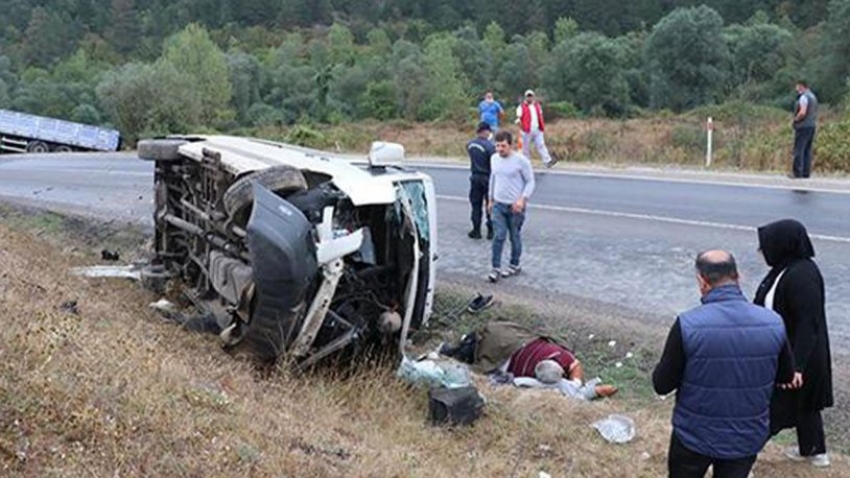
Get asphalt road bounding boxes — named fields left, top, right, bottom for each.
left=1, top=152, right=848, bottom=353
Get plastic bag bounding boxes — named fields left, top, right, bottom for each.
left=397, top=355, right=471, bottom=389
left=591, top=414, right=635, bottom=444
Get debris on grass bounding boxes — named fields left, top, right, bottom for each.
left=70, top=265, right=141, bottom=280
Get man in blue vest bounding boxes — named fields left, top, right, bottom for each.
left=653, top=250, right=795, bottom=478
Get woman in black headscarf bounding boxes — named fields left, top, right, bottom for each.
left=754, top=219, right=833, bottom=467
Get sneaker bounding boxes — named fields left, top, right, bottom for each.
left=810, top=454, right=830, bottom=467
left=501, top=265, right=521, bottom=278
left=467, top=294, right=494, bottom=313
left=784, top=447, right=830, bottom=467
left=486, top=226, right=494, bottom=241
left=468, top=229, right=482, bottom=239
left=487, top=269, right=500, bottom=283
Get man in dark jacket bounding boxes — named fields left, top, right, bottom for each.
left=467, top=121, right=496, bottom=239
left=653, top=250, right=795, bottom=478
left=754, top=219, right=833, bottom=468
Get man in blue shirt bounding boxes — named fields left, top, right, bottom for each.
left=467, top=122, right=496, bottom=240
left=478, top=91, right=504, bottom=132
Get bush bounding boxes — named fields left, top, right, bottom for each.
left=687, top=101, right=787, bottom=123
left=286, top=124, right=327, bottom=148
left=70, top=104, right=101, bottom=125
left=358, top=80, right=397, bottom=120
left=546, top=101, right=581, bottom=120
left=247, top=103, right=282, bottom=127
left=815, top=120, right=850, bottom=172
left=670, top=124, right=705, bottom=154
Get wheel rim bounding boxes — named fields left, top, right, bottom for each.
left=27, top=141, right=49, bottom=153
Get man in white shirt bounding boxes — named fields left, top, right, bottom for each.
left=516, top=90, right=556, bottom=168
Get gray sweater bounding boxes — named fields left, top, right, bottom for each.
left=489, top=151, right=535, bottom=204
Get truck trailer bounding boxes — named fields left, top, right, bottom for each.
left=0, top=109, right=121, bottom=154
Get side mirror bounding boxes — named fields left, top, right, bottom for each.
left=368, top=141, right=405, bottom=167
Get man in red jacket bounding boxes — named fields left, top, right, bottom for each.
left=516, top=90, right=556, bottom=168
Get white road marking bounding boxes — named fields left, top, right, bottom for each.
left=436, top=195, right=850, bottom=244
left=412, top=162, right=850, bottom=195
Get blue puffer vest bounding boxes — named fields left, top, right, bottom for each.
left=673, top=284, right=786, bottom=459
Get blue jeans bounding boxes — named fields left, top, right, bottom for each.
left=491, top=202, right=525, bottom=269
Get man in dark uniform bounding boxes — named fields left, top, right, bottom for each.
left=467, top=122, right=495, bottom=240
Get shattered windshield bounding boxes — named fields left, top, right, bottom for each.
left=396, top=181, right=429, bottom=241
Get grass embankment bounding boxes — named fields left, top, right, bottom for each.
left=241, top=103, right=850, bottom=174
left=1, top=209, right=847, bottom=477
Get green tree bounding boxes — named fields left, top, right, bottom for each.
left=646, top=6, right=730, bottom=111
left=359, top=80, right=397, bottom=120
left=420, top=34, right=468, bottom=121
left=226, top=50, right=261, bottom=123
left=366, top=27, right=392, bottom=56
left=105, top=0, right=141, bottom=56
left=0, top=55, right=14, bottom=108
left=70, top=104, right=102, bottom=125
left=327, top=23, right=356, bottom=65
left=22, top=8, right=80, bottom=68
left=553, top=17, right=580, bottom=45
left=497, top=41, right=536, bottom=100
left=392, top=44, right=427, bottom=120
left=452, top=26, right=493, bottom=96
left=545, top=33, right=630, bottom=116
left=724, top=22, right=794, bottom=101
left=818, top=0, right=850, bottom=103
left=328, top=63, right=369, bottom=119
left=162, top=24, right=234, bottom=125
left=96, top=61, right=202, bottom=143
left=483, top=21, right=506, bottom=56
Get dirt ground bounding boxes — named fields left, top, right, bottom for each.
left=1, top=205, right=848, bottom=477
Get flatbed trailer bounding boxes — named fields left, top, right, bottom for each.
left=0, top=109, right=121, bottom=154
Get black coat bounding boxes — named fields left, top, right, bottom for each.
left=754, top=220, right=833, bottom=427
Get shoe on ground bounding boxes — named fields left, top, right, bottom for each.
left=501, top=265, right=521, bottom=278
left=594, top=385, right=618, bottom=398
left=784, top=447, right=830, bottom=467
left=486, top=226, right=494, bottom=241
left=438, top=341, right=458, bottom=357
left=468, top=229, right=482, bottom=239
left=467, top=294, right=494, bottom=313
left=487, top=269, right=500, bottom=283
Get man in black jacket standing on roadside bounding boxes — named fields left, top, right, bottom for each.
left=467, top=121, right=495, bottom=240
left=653, top=250, right=795, bottom=478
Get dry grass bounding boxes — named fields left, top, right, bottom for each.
left=1, top=217, right=848, bottom=477
left=246, top=106, right=849, bottom=174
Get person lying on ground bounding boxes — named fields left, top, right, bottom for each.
left=440, top=320, right=618, bottom=399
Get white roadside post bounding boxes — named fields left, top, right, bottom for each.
left=705, top=117, right=714, bottom=168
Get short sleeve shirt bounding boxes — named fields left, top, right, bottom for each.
left=507, top=338, right=576, bottom=378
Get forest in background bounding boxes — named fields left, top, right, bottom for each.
left=1, top=0, right=850, bottom=150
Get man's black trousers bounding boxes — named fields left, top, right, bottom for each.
left=668, top=432, right=756, bottom=478
left=793, top=126, right=815, bottom=178
left=469, top=174, right=491, bottom=232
